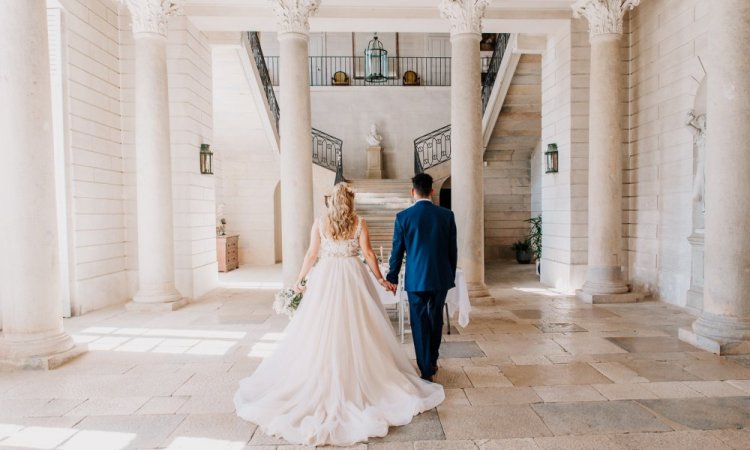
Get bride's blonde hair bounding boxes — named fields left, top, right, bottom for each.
left=326, top=182, right=357, bottom=240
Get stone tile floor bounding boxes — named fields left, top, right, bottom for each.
left=2, top=262, right=750, bottom=449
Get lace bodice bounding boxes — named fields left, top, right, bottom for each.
left=318, top=217, right=362, bottom=258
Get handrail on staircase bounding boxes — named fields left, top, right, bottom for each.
left=413, top=125, right=451, bottom=174
left=244, top=31, right=344, bottom=184
left=482, top=33, right=511, bottom=114
left=413, top=33, right=511, bottom=174
left=243, top=32, right=279, bottom=131
left=312, top=128, right=344, bottom=184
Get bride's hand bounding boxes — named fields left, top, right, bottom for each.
left=293, top=281, right=305, bottom=293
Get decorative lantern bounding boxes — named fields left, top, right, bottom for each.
left=545, top=143, right=558, bottom=174
left=364, top=33, right=388, bottom=83
left=200, top=144, right=213, bottom=175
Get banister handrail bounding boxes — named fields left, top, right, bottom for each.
left=482, top=33, right=511, bottom=113
left=244, top=32, right=344, bottom=183
left=242, top=32, right=279, bottom=131
left=414, top=33, right=512, bottom=174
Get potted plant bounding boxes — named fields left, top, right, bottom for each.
left=527, top=215, right=542, bottom=275
left=511, top=239, right=533, bottom=264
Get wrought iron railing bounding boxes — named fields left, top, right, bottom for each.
left=245, top=32, right=345, bottom=183
left=312, top=128, right=344, bottom=184
left=264, top=56, right=507, bottom=87
left=243, top=32, right=279, bottom=130
left=414, top=125, right=451, bottom=174
left=414, top=34, right=511, bottom=174
left=481, top=33, right=511, bottom=113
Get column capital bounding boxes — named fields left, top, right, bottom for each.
left=121, top=0, right=182, bottom=37
left=271, top=0, right=320, bottom=35
left=572, top=0, right=639, bottom=38
left=439, top=0, right=490, bottom=36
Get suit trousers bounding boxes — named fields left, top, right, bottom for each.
left=407, top=290, right=448, bottom=379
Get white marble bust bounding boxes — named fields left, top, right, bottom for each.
left=366, top=124, right=383, bottom=147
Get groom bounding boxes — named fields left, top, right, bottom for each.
left=386, top=173, right=457, bottom=382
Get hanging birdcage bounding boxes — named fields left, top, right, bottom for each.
left=364, top=33, right=388, bottom=83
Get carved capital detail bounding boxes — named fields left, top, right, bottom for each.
left=572, top=0, right=640, bottom=38
left=121, top=0, right=182, bottom=37
left=271, top=0, right=321, bottom=35
left=439, top=0, right=490, bottom=36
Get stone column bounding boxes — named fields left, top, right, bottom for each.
left=273, top=0, right=319, bottom=286
left=123, top=0, right=185, bottom=310
left=440, top=0, right=491, bottom=299
left=0, top=0, right=84, bottom=369
left=573, top=0, right=643, bottom=304
left=680, top=0, right=750, bottom=354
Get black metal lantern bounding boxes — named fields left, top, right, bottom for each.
left=545, top=143, right=558, bottom=174
left=200, top=144, right=213, bottom=175
left=364, top=33, right=388, bottom=83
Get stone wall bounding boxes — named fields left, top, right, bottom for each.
left=51, top=0, right=129, bottom=315
left=539, top=19, right=591, bottom=293
left=483, top=54, right=542, bottom=260
left=625, top=0, right=710, bottom=306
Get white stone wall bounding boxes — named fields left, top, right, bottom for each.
left=212, top=45, right=280, bottom=266
left=310, top=87, right=451, bottom=180
left=539, top=19, right=590, bottom=293
left=53, top=0, right=129, bottom=315
left=167, top=17, right=217, bottom=299
left=625, top=0, right=709, bottom=305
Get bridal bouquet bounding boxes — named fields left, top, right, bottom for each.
left=273, top=279, right=306, bottom=318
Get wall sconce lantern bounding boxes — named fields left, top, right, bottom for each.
left=545, top=143, right=558, bottom=173
left=364, top=33, right=388, bottom=83
left=200, top=144, right=213, bottom=175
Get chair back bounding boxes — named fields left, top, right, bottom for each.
left=331, top=71, right=350, bottom=86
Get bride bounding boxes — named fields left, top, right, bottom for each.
left=234, top=182, right=445, bottom=446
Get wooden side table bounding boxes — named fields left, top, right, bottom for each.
left=217, top=234, right=239, bottom=272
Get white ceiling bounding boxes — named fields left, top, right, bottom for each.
left=184, top=0, right=578, bottom=33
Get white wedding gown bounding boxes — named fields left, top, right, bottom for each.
left=234, top=218, right=444, bottom=446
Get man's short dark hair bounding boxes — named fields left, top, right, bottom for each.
left=412, top=173, right=433, bottom=197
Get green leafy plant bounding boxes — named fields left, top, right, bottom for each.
left=511, top=240, right=531, bottom=252
left=526, top=215, right=542, bottom=260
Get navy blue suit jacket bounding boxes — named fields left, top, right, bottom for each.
left=386, top=200, right=458, bottom=292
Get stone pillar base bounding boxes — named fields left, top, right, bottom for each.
left=576, top=290, right=645, bottom=304
left=679, top=327, right=750, bottom=355
left=126, top=298, right=188, bottom=312
left=467, top=282, right=493, bottom=301
left=0, top=334, right=86, bottom=370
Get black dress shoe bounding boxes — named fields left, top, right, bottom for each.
left=421, top=375, right=434, bottom=382
left=433, top=365, right=439, bottom=375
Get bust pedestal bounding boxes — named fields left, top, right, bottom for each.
left=366, top=146, right=383, bottom=179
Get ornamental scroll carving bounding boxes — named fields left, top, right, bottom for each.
left=572, top=0, right=640, bottom=38
left=271, top=0, right=321, bottom=34
left=438, top=0, right=490, bottom=36
left=121, top=0, right=182, bottom=37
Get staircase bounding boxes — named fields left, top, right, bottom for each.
left=350, top=179, right=414, bottom=259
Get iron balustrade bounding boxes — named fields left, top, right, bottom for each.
left=481, top=33, right=511, bottom=113
left=242, top=32, right=279, bottom=130
left=263, top=56, right=496, bottom=87
left=244, top=32, right=345, bottom=183
left=414, top=34, right=511, bottom=174
left=312, top=128, right=344, bottom=184
left=413, top=125, right=451, bottom=174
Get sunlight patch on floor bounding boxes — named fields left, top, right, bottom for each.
left=0, top=424, right=135, bottom=450
left=247, top=331, right=286, bottom=358
left=71, top=327, right=245, bottom=356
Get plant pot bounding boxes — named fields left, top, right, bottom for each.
left=515, top=250, right=532, bottom=264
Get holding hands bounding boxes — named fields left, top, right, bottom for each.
left=378, top=278, right=397, bottom=294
